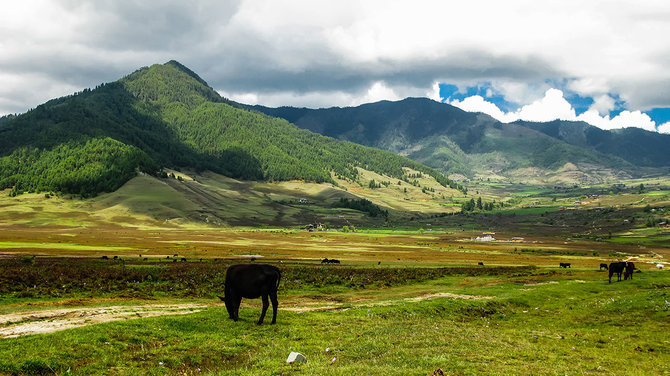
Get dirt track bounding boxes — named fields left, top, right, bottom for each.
left=0, top=292, right=491, bottom=338
left=0, top=304, right=207, bottom=338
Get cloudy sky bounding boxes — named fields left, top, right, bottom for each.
left=2, top=0, right=669, bottom=133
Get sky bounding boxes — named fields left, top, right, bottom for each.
left=1, top=0, right=669, bottom=133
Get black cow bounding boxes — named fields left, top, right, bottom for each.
left=321, top=258, right=340, bottom=264
left=609, top=262, right=626, bottom=283
left=559, top=262, right=571, bottom=268
left=478, top=262, right=484, bottom=266
left=600, top=263, right=608, bottom=271
left=218, top=264, right=281, bottom=325
left=624, top=262, right=635, bottom=280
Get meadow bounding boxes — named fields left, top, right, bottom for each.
left=0, top=175, right=669, bottom=375
left=0, top=257, right=668, bottom=375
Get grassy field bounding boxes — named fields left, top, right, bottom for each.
left=0, top=258, right=668, bottom=375
left=1, top=174, right=669, bottom=375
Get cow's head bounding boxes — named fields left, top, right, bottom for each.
left=218, top=295, right=235, bottom=319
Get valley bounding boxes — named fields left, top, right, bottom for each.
left=0, top=171, right=668, bottom=374
left=0, top=61, right=669, bottom=375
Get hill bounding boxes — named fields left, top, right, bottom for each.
left=513, top=119, right=670, bottom=168
left=0, top=62, right=459, bottom=197
left=252, top=99, right=667, bottom=184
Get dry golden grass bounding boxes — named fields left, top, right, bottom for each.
left=1, top=223, right=667, bottom=271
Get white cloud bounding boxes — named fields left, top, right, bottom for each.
left=567, top=78, right=610, bottom=98
left=360, top=81, right=400, bottom=105
left=585, top=110, right=656, bottom=132
left=449, top=88, right=663, bottom=132
left=450, top=89, right=576, bottom=123
left=449, top=95, right=511, bottom=122
left=658, top=122, right=670, bottom=134
left=514, top=89, right=575, bottom=122
left=427, top=82, right=442, bottom=102
left=219, top=81, right=406, bottom=109
left=589, top=94, right=617, bottom=115
left=218, top=91, right=259, bottom=105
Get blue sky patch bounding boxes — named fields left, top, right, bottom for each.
left=645, top=108, right=670, bottom=125
left=438, top=82, right=669, bottom=127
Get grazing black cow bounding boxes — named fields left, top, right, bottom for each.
left=600, top=263, right=608, bottom=271
left=218, top=264, right=281, bottom=325
left=559, top=262, right=571, bottom=268
left=478, top=262, right=484, bottom=266
left=609, top=262, right=626, bottom=283
left=321, top=258, right=340, bottom=264
left=624, top=262, right=635, bottom=280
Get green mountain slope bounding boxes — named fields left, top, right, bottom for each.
left=514, top=120, right=670, bottom=167
left=252, top=99, right=656, bottom=182
left=0, top=61, right=457, bottom=196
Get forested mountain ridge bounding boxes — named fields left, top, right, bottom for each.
left=513, top=120, right=670, bottom=168
left=251, top=99, right=667, bottom=182
left=0, top=61, right=459, bottom=196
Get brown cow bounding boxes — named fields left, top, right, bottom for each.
left=624, top=262, right=635, bottom=280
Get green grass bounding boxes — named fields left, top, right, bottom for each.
left=0, top=264, right=668, bottom=375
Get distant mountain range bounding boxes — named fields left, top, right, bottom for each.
left=0, top=61, right=456, bottom=197
left=251, top=99, right=670, bottom=183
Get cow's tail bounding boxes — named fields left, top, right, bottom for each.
left=275, top=268, right=282, bottom=290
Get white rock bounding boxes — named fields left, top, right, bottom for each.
left=286, top=352, right=307, bottom=364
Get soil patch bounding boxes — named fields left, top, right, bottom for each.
left=0, top=304, right=207, bottom=338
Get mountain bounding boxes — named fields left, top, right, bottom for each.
left=252, top=99, right=667, bottom=183
left=513, top=120, right=670, bottom=168
left=0, top=61, right=458, bottom=197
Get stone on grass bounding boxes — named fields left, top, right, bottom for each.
left=286, top=352, right=307, bottom=364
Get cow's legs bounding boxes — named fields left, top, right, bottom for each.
left=258, top=294, right=269, bottom=325
left=234, top=296, right=242, bottom=321
left=270, top=290, right=278, bottom=324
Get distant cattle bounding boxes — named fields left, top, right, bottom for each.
left=609, top=262, right=626, bottom=283
left=559, top=262, right=571, bottom=268
left=478, top=262, right=484, bottom=266
left=321, top=258, right=340, bottom=264
left=600, top=263, right=608, bottom=271
left=657, top=264, right=665, bottom=270
left=218, top=264, right=281, bottom=325
left=101, top=256, right=109, bottom=260
left=624, top=262, right=635, bottom=280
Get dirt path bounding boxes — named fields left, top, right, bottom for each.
left=0, top=304, right=207, bottom=338
left=0, top=292, right=491, bottom=338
